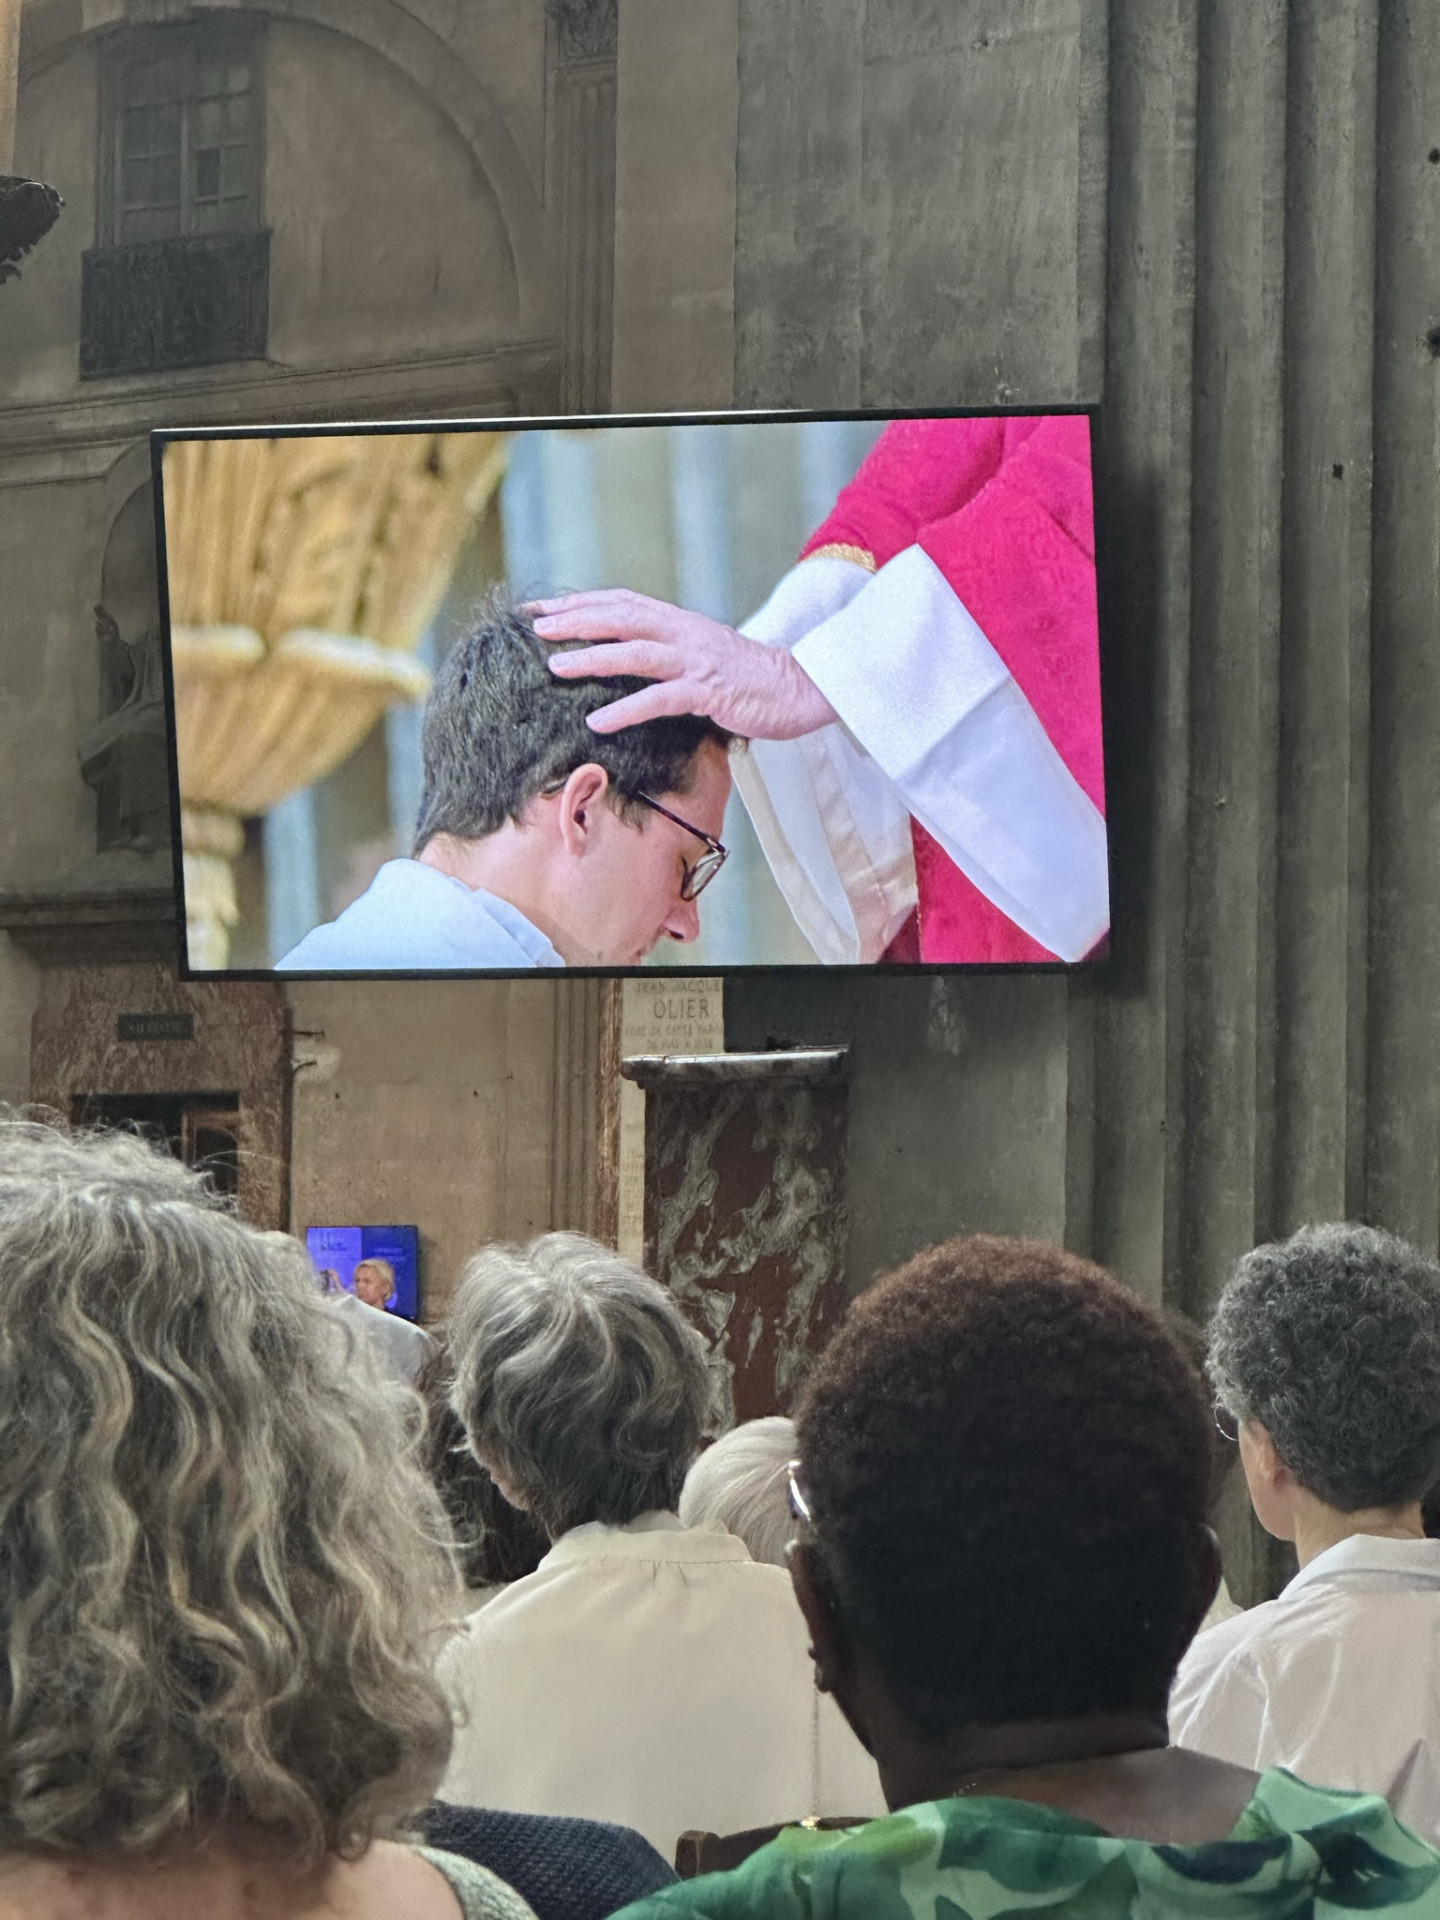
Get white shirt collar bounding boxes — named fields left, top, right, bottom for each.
left=1282, top=1531, right=1440, bottom=1599
left=539, top=1510, right=754, bottom=1571
left=396, top=862, right=565, bottom=968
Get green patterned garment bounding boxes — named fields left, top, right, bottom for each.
left=615, top=1770, right=1440, bottom=1919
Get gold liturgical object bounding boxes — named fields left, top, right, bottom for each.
left=163, top=431, right=509, bottom=967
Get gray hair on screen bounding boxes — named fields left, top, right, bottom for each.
left=1208, top=1221, right=1440, bottom=1511
left=0, top=1114, right=461, bottom=1864
left=679, top=1416, right=798, bottom=1567
left=446, top=1232, right=715, bottom=1538
left=413, top=592, right=734, bottom=853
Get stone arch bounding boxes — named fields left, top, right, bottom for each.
left=99, top=478, right=159, bottom=643
left=98, top=439, right=163, bottom=620
left=19, top=0, right=553, bottom=330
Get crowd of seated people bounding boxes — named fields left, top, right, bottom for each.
left=622, top=1235, right=1440, bottom=1918
left=2, top=1109, right=1440, bottom=1920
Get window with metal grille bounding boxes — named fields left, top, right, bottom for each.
left=82, top=22, right=269, bottom=377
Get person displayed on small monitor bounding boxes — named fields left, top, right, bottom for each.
left=353, top=1256, right=398, bottom=1310
left=328, top=1256, right=433, bottom=1387
left=276, top=596, right=735, bottom=972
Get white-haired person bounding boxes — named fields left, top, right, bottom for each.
left=438, top=1236, right=884, bottom=1857
left=335, top=1254, right=435, bottom=1385
left=0, top=1115, right=535, bottom=1920
left=679, top=1417, right=798, bottom=1569
left=1171, top=1223, right=1440, bottom=1840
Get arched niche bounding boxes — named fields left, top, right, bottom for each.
left=81, top=478, right=170, bottom=854
left=262, top=15, right=524, bottom=364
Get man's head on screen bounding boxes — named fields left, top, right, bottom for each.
left=413, top=597, right=735, bottom=967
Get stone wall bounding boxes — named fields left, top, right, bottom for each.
left=718, top=0, right=1438, bottom=1601
left=287, top=974, right=614, bottom=1322
left=0, top=0, right=616, bottom=1266
left=724, top=0, right=1440, bottom=1306
left=29, top=962, right=290, bottom=1228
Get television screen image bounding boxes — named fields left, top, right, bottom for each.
left=305, top=1224, right=421, bottom=1323
left=154, top=409, right=1109, bottom=977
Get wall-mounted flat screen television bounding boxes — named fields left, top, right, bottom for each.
left=153, top=409, right=1109, bottom=977
left=305, top=1223, right=421, bottom=1322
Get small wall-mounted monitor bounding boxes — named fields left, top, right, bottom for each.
left=305, top=1224, right=421, bottom=1323
left=154, top=408, right=1109, bottom=977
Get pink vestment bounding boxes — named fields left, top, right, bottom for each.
left=801, top=415, right=1105, bottom=963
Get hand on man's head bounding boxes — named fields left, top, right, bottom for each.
left=529, top=588, right=839, bottom=742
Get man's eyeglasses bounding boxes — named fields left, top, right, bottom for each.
left=1214, top=1402, right=1240, bottom=1443
left=536, top=779, right=728, bottom=900
left=633, top=792, right=728, bottom=901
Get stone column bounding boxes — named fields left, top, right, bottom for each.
left=621, top=1048, right=850, bottom=1428
left=0, top=0, right=18, bottom=174
left=549, top=976, right=622, bottom=1245
left=552, top=0, right=618, bottom=413
left=611, top=0, right=738, bottom=410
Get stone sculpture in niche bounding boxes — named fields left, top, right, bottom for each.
left=78, top=604, right=172, bottom=853
left=0, top=176, right=63, bottom=284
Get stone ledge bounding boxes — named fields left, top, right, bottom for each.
left=620, top=1047, right=847, bottom=1089
left=0, top=890, right=181, bottom=967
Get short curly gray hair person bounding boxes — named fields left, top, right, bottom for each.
left=0, top=1115, right=461, bottom=1864
left=679, top=1416, right=798, bottom=1567
left=1208, top=1222, right=1440, bottom=1511
left=447, top=1232, right=714, bottom=1539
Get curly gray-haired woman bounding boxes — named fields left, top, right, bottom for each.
left=0, top=1115, right=535, bottom=1920
left=437, top=1234, right=883, bottom=1858
left=1171, top=1221, right=1440, bottom=1840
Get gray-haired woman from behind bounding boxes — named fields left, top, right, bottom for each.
left=679, top=1417, right=799, bottom=1568
left=1171, top=1222, right=1440, bottom=1840
left=437, top=1235, right=883, bottom=1859
left=0, top=1115, right=535, bottom=1920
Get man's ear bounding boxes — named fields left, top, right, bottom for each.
left=555, top=763, right=612, bottom=856
left=788, top=1541, right=849, bottom=1696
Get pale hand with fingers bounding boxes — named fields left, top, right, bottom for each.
left=529, top=588, right=840, bottom=742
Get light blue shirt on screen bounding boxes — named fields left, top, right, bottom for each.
left=275, top=860, right=565, bottom=971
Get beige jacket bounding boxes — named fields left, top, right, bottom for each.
left=437, top=1512, right=885, bottom=1858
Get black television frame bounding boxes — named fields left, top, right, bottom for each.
left=151, top=403, right=1113, bottom=983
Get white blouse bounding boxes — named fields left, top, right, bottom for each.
left=1170, top=1533, right=1440, bottom=1843
left=437, top=1512, right=885, bottom=1858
